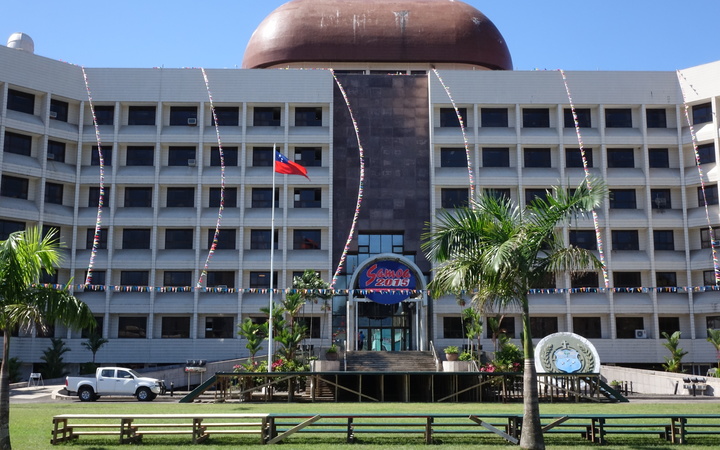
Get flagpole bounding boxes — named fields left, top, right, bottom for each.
left=268, top=144, right=276, bottom=372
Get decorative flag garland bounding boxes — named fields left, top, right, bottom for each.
left=559, top=70, right=610, bottom=288
left=676, top=70, right=720, bottom=283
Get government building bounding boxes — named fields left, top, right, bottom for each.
left=1, top=0, right=719, bottom=373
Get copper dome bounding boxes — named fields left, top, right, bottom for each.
left=242, top=0, right=512, bottom=70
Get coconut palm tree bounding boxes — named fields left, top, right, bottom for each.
left=707, top=329, right=720, bottom=371
left=0, top=227, right=95, bottom=449
left=81, top=333, right=109, bottom=364
left=422, top=179, right=605, bottom=450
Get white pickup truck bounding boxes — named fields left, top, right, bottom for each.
left=65, top=367, right=166, bottom=402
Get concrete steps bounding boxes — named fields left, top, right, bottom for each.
left=345, top=351, right=438, bottom=372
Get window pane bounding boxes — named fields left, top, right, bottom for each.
left=564, top=108, right=591, bottom=128
left=441, top=188, right=468, bottom=208
left=168, top=146, right=196, bottom=166
left=165, top=229, right=193, bottom=249
left=646, top=108, right=666, bottom=128
left=613, top=272, right=641, bottom=288
left=648, top=148, right=669, bottom=168
left=4, top=132, right=32, bottom=156
left=650, top=189, right=671, bottom=209
left=607, top=149, right=634, bottom=168
left=122, top=229, right=151, bottom=249
left=126, top=146, right=154, bottom=166
left=163, top=271, right=192, bottom=286
left=128, top=106, right=156, bottom=125
left=91, top=145, right=113, bottom=166
left=653, top=230, right=674, bottom=251
left=605, top=108, right=632, bottom=128
left=610, top=189, right=636, bottom=209
left=566, top=148, right=593, bottom=168
left=94, top=105, right=114, bottom=125
left=253, top=107, right=281, bottom=126
left=293, top=229, right=321, bottom=249
left=210, top=187, right=237, bottom=208
left=47, top=140, right=66, bottom=162
left=208, top=229, right=236, bottom=250
left=616, top=317, right=644, bottom=338
left=697, top=143, right=716, bottom=165
left=612, top=230, right=639, bottom=250
left=481, top=108, right=508, bottom=127
left=166, top=187, right=194, bottom=207
left=522, top=108, right=549, bottom=128
left=0, top=176, right=29, bottom=199
left=206, top=271, right=235, bottom=288
left=483, top=148, right=509, bottom=167
left=253, top=147, right=273, bottom=167
left=250, top=229, right=278, bottom=250
left=440, top=107, right=466, bottom=127
left=161, top=317, right=190, bottom=338
left=7, top=89, right=35, bottom=114
left=573, top=317, right=601, bottom=338
left=205, top=317, right=234, bottom=338
left=524, top=148, right=551, bottom=168
left=120, top=271, right=149, bottom=286
left=124, top=187, right=152, bottom=207
left=169, top=106, right=197, bottom=126
left=211, top=107, right=239, bottom=126
left=570, top=230, right=597, bottom=250
left=50, top=99, right=69, bottom=122
left=294, top=188, right=321, bottom=208
left=295, top=107, right=322, bottom=126
left=295, top=147, right=322, bottom=167
left=692, top=103, right=712, bottom=125
left=118, top=316, right=147, bottom=338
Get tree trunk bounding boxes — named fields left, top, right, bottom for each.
left=0, top=333, right=12, bottom=449
left=519, top=305, right=544, bottom=450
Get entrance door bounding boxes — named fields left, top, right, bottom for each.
left=357, top=302, right=412, bottom=351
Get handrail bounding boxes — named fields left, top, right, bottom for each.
left=429, top=341, right=441, bottom=371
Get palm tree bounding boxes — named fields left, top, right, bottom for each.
left=0, top=227, right=95, bottom=449
left=661, top=331, right=688, bottom=373
left=423, top=180, right=605, bottom=450
left=291, top=270, right=332, bottom=346
left=81, top=333, right=109, bottom=364
left=707, top=329, right=720, bottom=371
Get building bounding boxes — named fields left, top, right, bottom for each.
left=1, top=0, right=719, bottom=372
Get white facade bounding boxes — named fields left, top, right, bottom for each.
left=1, top=43, right=719, bottom=370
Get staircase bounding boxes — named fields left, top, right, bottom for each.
left=344, top=351, right=438, bottom=372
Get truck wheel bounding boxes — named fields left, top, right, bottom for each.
left=136, top=387, right=153, bottom=401
left=78, top=386, right=96, bottom=402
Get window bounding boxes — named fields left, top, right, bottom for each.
left=166, top=187, right=194, bottom=207
left=295, top=107, right=322, bottom=126
left=251, top=188, right=279, bottom=208
left=124, top=187, right=152, bottom=207
left=163, top=271, right=192, bottom=287
left=525, top=189, right=548, bottom=205
left=210, top=187, right=237, bottom=208
left=168, top=146, right=196, bottom=166
left=612, top=230, right=639, bottom=250
left=91, top=145, right=112, bottom=166
left=161, top=317, right=190, bottom=338
left=658, top=317, right=680, bottom=336
left=441, top=148, right=467, bottom=167
left=49, top=99, right=69, bottom=122
left=701, top=228, right=716, bottom=249
left=616, top=317, right=644, bottom=339
left=250, top=271, right=278, bottom=289
left=646, top=108, right=667, bottom=128
left=295, top=317, right=321, bottom=338
left=697, top=143, right=716, bottom=165
left=84, top=271, right=106, bottom=288
left=699, top=185, right=719, bottom=206
left=294, top=229, right=321, bottom=249
left=522, top=108, right=550, bottom=128
left=81, top=316, right=104, bottom=338
left=443, top=317, right=465, bottom=339
left=94, top=105, right=114, bottom=125
left=294, top=188, right=321, bottom=208
left=357, top=233, right=404, bottom=254
left=607, top=148, right=634, bottom=168
left=126, top=146, right=154, bottom=166
left=211, top=107, right=239, bottom=126
left=692, top=102, right=712, bottom=125
left=484, top=188, right=510, bottom=201
left=605, top=108, right=632, bottom=128
left=610, top=189, right=636, bottom=209
left=530, top=317, right=558, bottom=337
left=205, top=317, right=234, bottom=338
left=440, top=107, right=466, bottom=127
left=165, top=229, right=193, bottom=249
left=206, top=271, right=235, bottom=288
left=486, top=317, right=515, bottom=339
left=210, top=146, right=238, bottom=166
left=47, top=140, right=66, bottom=162
left=569, top=230, right=597, bottom=250
left=648, top=148, right=669, bottom=168
left=656, top=272, right=677, bottom=287
left=704, top=271, right=717, bottom=286
left=250, top=229, right=278, bottom=250
left=122, top=229, right=151, bottom=249
left=120, top=271, right=149, bottom=286
left=85, top=228, right=108, bottom=249
left=7, top=89, right=34, bottom=114
left=564, top=108, right=591, bottom=128
left=707, top=316, right=720, bottom=332
left=524, top=148, right=551, bottom=168
left=118, top=317, right=147, bottom=338
left=44, top=182, right=63, bottom=205
left=572, top=272, right=599, bottom=288
left=252, top=147, right=274, bottom=167
left=0, top=175, right=28, bottom=199
left=169, top=106, right=197, bottom=126
left=0, top=220, right=24, bottom=240
left=566, top=148, right=593, bottom=168
left=654, top=230, right=674, bottom=251
left=295, top=147, right=322, bottom=167
left=573, top=317, right=601, bottom=339
left=614, top=272, right=641, bottom=288
left=253, top=106, right=281, bottom=126
left=4, top=131, right=32, bottom=156
left=481, top=108, right=508, bottom=127
left=208, top=229, right=236, bottom=250
left=482, top=148, right=509, bottom=167
left=441, top=188, right=468, bottom=209
left=128, top=105, right=156, bottom=125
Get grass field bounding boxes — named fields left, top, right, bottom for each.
left=16, top=400, right=720, bottom=449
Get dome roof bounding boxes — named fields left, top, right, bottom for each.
left=6, top=32, right=34, bottom=53
left=242, top=0, right=512, bottom=70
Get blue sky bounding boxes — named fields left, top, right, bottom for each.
left=1, top=0, right=718, bottom=71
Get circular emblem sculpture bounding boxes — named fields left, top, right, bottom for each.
left=534, top=332, right=600, bottom=374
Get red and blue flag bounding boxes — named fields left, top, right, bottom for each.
left=275, top=150, right=309, bottom=179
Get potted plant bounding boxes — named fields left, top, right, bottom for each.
left=444, top=345, right=459, bottom=361
left=326, top=343, right=339, bottom=361
left=458, top=350, right=474, bottom=361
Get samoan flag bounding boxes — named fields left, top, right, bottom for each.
left=275, top=150, right=309, bottom=179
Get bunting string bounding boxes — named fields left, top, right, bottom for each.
left=432, top=68, right=475, bottom=198
left=330, top=70, right=366, bottom=288
left=80, top=66, right=106, bottom=286
left=559, top=69, right=610, bottom=288
left=677, top=70, right=720, bottom=283
left=197, top=67, right=227, bottom=287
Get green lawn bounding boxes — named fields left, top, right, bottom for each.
left=15, top=400, right=720, bottom=449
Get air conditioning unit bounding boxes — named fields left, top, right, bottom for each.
left=47, top=153, right=56, bottom=160
left=635, top=329, right=647, bottom=339
left=187, top=117, right=197, bottom=126
left=49, top=111, right=58, bottom=119
left=187, top=159, right=196, bottom=167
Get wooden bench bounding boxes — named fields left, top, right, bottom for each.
left=51, top=413, right=269, bottom=445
